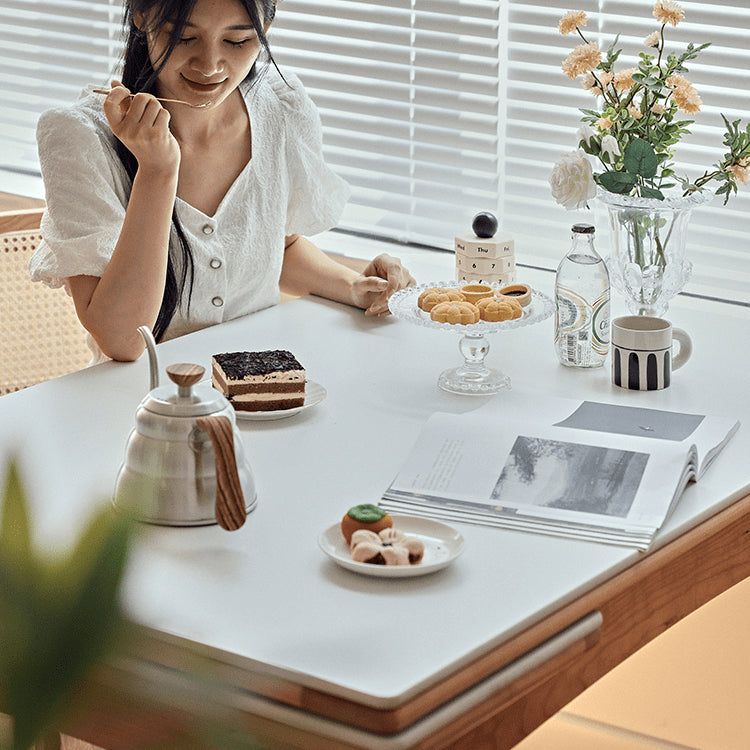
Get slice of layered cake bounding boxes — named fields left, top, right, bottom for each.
left=212, top=351, right=306, bottom=411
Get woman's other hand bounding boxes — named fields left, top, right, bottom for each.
left=352, top=253, right=416, bottom=317
left=102, top=81, right=180, bottom=173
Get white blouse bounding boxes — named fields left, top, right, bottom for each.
left=30, top=66, right=350, bottom=359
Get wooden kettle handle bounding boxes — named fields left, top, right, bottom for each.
left=195, top=415, right=247, bottom=531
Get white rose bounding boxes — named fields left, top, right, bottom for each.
left=549, top=150, right=597, bottom=210
left=576, top=123, right=597, bottom=148
left=600, top=134, right=621, bottom=161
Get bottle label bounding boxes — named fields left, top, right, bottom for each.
left=555, top=285, right=609, bottom=365
left=591, top=290, right=610, bottom=355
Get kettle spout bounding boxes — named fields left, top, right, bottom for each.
left=137, top=326, right=160, bottom=390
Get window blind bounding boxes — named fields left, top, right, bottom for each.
left=0, top=0, right=123, bottom=180
left=269, top=0, right=503, bottom=248
left=2, top=0, right=748, bottom=303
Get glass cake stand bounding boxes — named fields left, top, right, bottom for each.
left=388, top=280, right=554, bottom=395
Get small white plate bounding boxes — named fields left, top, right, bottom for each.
left=233, top=381, right=327, bottom=421
left=318, top=514, right=465, bottom=578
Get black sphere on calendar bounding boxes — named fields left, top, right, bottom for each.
left=472, top=211, right=498, bottom=239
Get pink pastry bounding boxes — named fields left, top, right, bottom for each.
left=350, top=528, right=425, bottom=565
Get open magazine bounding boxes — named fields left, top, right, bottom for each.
left=381, top=394, right=740, bottom=550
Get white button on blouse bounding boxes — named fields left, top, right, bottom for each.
left=202, top=225, right=214, bottom=235
left=209, top=258, right=222, bottom=269
left=212, top=296, right=224, bottom=307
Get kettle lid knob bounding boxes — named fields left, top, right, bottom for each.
left=166, top=363, right=205, bottom=387
left=166, top=363, right=205, bottom=400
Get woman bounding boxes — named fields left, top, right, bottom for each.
left=31, top=0, right=415, bottom=362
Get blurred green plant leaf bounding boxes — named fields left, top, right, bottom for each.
left=0, top=457, right=133, bottom=750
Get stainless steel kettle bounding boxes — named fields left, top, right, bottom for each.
left=114, top=327, right=257, bottom=529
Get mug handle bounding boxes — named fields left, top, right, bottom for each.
left=672, top=328, right=692, bottom=370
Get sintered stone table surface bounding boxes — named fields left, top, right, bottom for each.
left=2, top=253, right=750, bottom=749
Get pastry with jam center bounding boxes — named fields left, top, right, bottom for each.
left=497, top=283, right=532, bottom=307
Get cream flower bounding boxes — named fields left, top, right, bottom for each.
left=581, top=72, right=596, bottom=89
left=729, top=163, right=749, bottom=186
left=666, top=73, right=688, bottom=89
left=628, top=105, right=644, bottom=119
left=651, top=103, right=666, bottom=115
left=583, top=79, right=604, bottom=96
left=613, top=68, right=637, bottom=92
left=559, top=10, right=587, bottom=35
left=672, top=81, right=702, bottom=114
left=596, top=115, right=613, bottom=130
left=728, top=158, right=750, bottom=186
left=582, top=71, right=611, bottom=96
left=549, top=150, right=597, bottom=210
left=653, top=0, right=684, bottom=26
left=600, top=134, right=621, bottom=161
left=562, top=42, right=602, bottom=79
left=644, top=31, right=660, bottom=47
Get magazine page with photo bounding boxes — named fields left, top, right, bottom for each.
left=381, top=394, right=739, bottom=550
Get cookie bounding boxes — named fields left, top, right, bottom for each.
left=430, top=300, right=480, bottom=324
left=417, top=287, right=465, bottom=312
left=458, top=283, right=495, bottom=306
left=477, top=296, right=523, bottom=322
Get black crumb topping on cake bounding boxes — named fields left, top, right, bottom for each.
left=214, top=350, right=303, bottom=378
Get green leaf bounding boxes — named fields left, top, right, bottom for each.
left=640, top=186, right=665, bottom=200
left=598, top=170, right=638, bottom=193
left=0, top=457, right=134, bottom=750
left=623, top=139, right=659, bottom=178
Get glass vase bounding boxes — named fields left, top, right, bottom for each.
left=599, top=188, right=711, bottom=316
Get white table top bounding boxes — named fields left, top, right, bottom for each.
left=2, top=250, right=749, bottom=715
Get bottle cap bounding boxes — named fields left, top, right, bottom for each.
left=572, top=223, right=595, bottom=234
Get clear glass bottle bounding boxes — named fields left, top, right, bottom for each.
left=554, top=223, right=610, bottom=368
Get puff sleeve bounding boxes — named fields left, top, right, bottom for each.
left=30, top=102, right=131, bottom=289
left=274, top=73, right=351, bottom=237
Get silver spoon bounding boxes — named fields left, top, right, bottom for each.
left=90, top=87, right=212, bottom=108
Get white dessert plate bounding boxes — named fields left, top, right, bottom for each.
left=318, top=514, right=465, bottom=578
left=231, top=380, right=326, bottom=421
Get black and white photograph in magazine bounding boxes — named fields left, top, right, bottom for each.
left=491, top=436, right=650, bottom=518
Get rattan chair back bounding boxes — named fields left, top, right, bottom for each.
left=1, top=226, right=91, bottom=395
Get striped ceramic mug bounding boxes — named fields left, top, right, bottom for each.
left=611, top=316, right=692, bottom=391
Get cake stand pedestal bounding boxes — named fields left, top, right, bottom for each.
left=438, top=331, right=510, bottom=395
left=389, top=281, right=554, bottom=395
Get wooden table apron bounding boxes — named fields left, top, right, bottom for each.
left=2, top=272, right=749, bottom=749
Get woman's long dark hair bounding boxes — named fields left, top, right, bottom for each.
left=116, top=0, right=277, bottom=341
